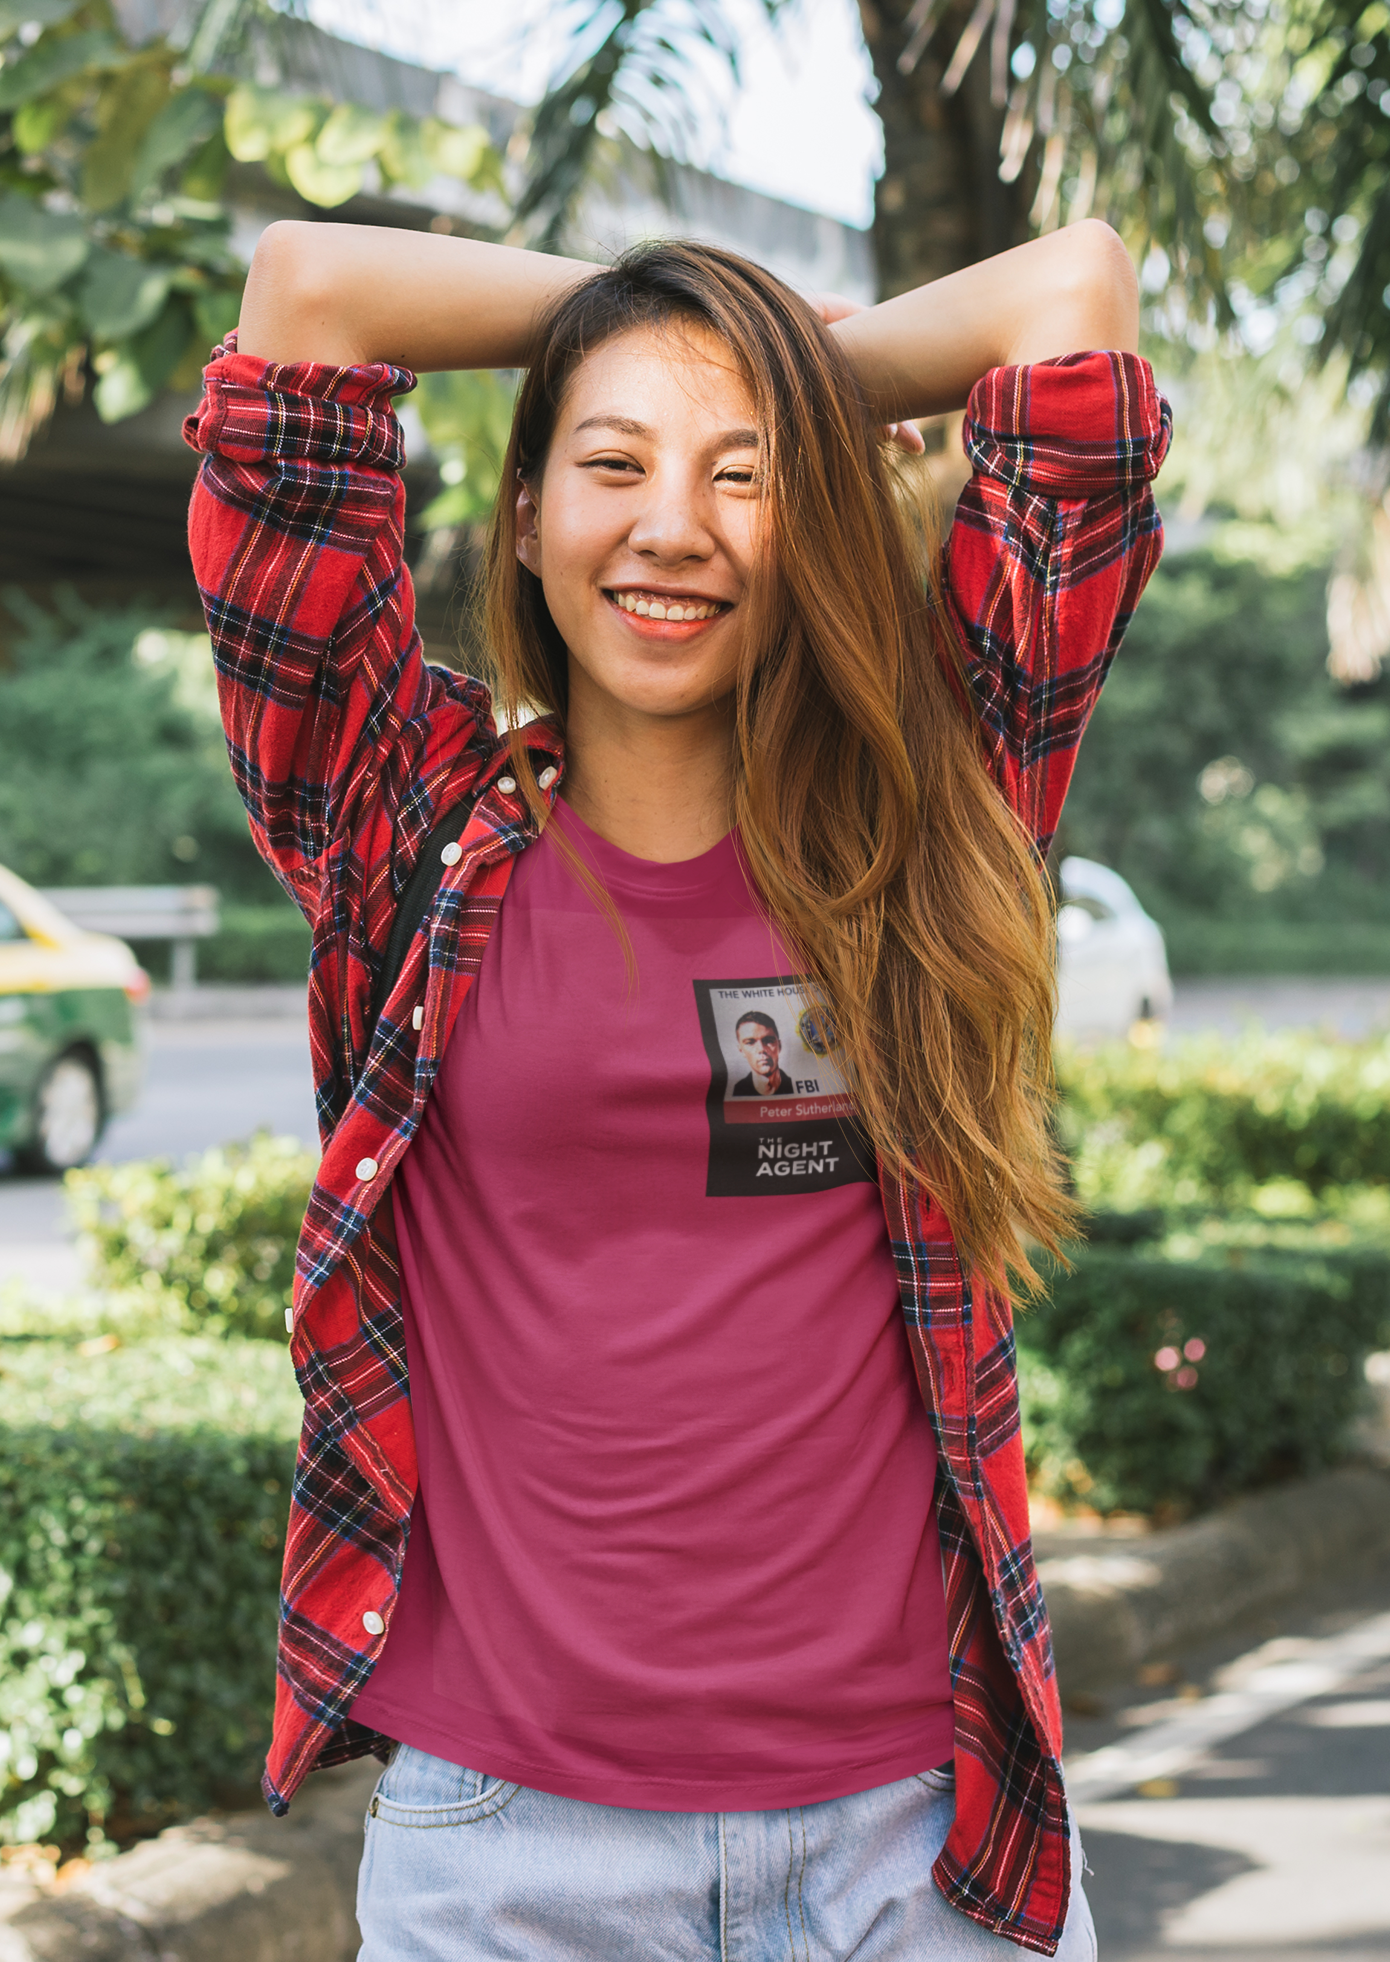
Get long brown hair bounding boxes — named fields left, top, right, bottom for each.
left=483, top=239, right=1073, bottom=1288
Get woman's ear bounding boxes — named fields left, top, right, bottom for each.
left=515, top=482, right=541, bottom=576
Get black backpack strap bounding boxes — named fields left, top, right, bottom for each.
left=367, top=745, right=558, bottom=1039
left=367, top=783, right=486, bottom=1036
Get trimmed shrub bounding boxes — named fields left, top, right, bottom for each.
left=1159, top=914, right=1390, bottom=978
left=0, top=1337, right=300, bottom=1851
left=1019, top=1243, right=1390, bottom=1514
left=66, top=1136, right=316, bottom=1342
left=1057, top=1032, right=1390, bottom=1209
left=197, top=903, right=312, bottom=984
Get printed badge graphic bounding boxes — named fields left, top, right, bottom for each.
left=693, top=975, right=874, bottom=1196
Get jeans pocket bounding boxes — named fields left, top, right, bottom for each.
left=368, top=1742, right=520, bottom=1827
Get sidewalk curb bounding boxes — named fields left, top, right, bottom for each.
left=0, top=1759, right=375, bottom=1962
left=148, top=984, right=308, bottom=1021
left=1039, top=1464, right=1390, bottom=1690
left=4, top=1468, right=1386, bottom=1961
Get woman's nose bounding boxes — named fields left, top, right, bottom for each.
left=627, top=471, right=714, bottom=564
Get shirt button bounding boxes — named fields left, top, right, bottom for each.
left=411, top=1004, right=424, bottom=1031
left=538, top=766, right=558, bottom=790
left=283, top=1307, right=294, bottom=1334
left=497, top=775, right=517, bottom=794
left=440, top=841, right=462, bottom=866
left=362, top=1610, right=385, bottom=1636
left=356, top=1157, right=379, bottom=1182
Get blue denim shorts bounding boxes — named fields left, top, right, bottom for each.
left=356, top=1742, right=1096, bottom=1960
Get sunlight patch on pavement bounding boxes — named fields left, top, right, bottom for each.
left=1301, top=1697, right=1390, bottom=1726
left=1064, top=1609, right=1390, bottom=1802
left=1073, top=1795, right=1390, bottom=1948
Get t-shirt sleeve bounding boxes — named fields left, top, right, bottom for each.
left=184, top=336, right=497, bottom=919
left=943, top=349, right=1172, bottom=853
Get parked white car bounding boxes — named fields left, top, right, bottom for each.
left=1055, top=856, right=1173, bottom=1043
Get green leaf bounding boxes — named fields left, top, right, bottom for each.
left=81, top=59, right=170, bottom=213
left=93, top=293, right=194, bottom=422
left=418, top=481, right=476, bottom=530
left=313, top=101, right=387, bottom=166
left=0, top=0, right=82, bottom=35
left=179, top=125, right=231, bottom=202
left=193, top=280, right=241, bottom=351
left=0, top=190, right=87, bottom=294
left=283, top=141, right=362, bottom=207
left=0, top=28, right=121, bottom=110
left=378, top=109, right=431, bottom=189
left=414, top=367, right=517, bottom=530
left=129, top=86, right=222, bottom=202
left=11, top=92, right=68, bottom=154
left=79, top=247, right=171, bottom=339
left=422, top=118, right=501, bottom=190
left=223, top=83, right=319, bottom=163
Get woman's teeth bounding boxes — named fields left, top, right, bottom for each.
left=612, top=592, right=721, bottom=622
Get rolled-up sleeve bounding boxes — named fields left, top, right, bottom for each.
left=945, top=349, right=1172, bottom=852
left=184, top=338, right=493, bottom=916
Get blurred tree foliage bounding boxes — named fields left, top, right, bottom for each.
left=1061, top=539, right=1390, bottom=962
left=1222, top=0, right=1390, bottom=442
left=0, top=587, right=268, bottom=898
left=0, top=0, right=504, bottom=459
left=514, top=0, right=1232, bottom=299
left=414, top=367, right=517, bottom=531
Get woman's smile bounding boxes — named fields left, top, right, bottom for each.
left=604, top=586, right=733, bottom=630
left=515, top=323, right=760, bottom=724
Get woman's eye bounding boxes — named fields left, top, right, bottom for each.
left=717, top=465, right=758, bottom=485
left=584, top=455, right=640, bottom=474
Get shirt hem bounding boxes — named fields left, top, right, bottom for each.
left=348, top=1687, right=957, bottom=1813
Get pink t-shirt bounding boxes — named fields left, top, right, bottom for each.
left=349, top=803, right=955, bottom=1809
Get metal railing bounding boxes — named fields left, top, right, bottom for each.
left=41, top=886, right=220, bottom=990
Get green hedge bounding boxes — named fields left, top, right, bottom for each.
left=128, top=905, right=312, bottom=987
left=1057, top=1032, right=1390, bottom=1209
left=0, top=1338, right=300, bottom=1852
left=199, top=904, right=312, bottom=984
left=1160, top=915, right=1390, bottom=978
left=1019, top=1240, right=1390, bottom=1515
left=66, top=1136, right=317, bottom=1342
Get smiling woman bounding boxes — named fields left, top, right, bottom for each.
left=508, top=320, right=759, bottom=817
left=189, top=215, right=1168, bottom=1960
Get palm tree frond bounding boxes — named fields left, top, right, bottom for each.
left=516, top=0, right=792, bottom=250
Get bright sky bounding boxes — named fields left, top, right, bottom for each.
left=306, top=0, right=883, bottom=229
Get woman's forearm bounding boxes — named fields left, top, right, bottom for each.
left=235, top=222, right=595, bottom=369
left=831, top=220, right=1140, bottom=420
left=234, top=216, right=1137, bottom=416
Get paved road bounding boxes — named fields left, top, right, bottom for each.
left=1065, top=1567, right=1390, bottom=1960
left=1168, top=977, right=1390, bottom=1041
left=101, top=1014, right=317, bottom=1162
left=0, top=1014, right=314, bottom=1297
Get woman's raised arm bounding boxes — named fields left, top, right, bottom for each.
left=235, top=222, right=595, bottom=370
left=830, top=218, right=1140, bottom=421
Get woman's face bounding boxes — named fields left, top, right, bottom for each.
left=516, top=322, right=762, bottom=729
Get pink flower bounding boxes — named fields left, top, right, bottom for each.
left=1183, top=1337, right=1206, bottom=1362
left=1154, top=1346, right=1181, bottom=1372
left=1175, top=1365, right=1199, bottom=1390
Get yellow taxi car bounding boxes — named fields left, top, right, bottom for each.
left=0, top=863, right=147, bottom=1174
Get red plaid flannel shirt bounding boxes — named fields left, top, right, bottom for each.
left=185, top=338, right=1169, bottom=1955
